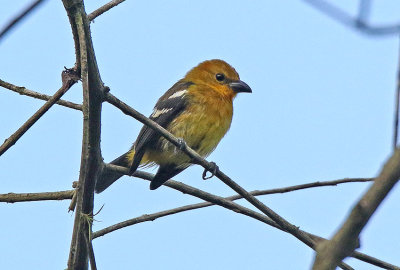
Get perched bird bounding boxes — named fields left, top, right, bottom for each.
left=95, top=59, right=252, bottom=193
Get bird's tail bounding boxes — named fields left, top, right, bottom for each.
left=95, top=152, right=131, bottom=193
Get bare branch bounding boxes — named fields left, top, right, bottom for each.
left=69, top=182, right=79, bottom=212
left=353, top=251, right=400, bottom=270
left=94, top=168, right=373, bottom=238
left=88, top=0, right=126, bottom=21
left=105, top=93, right=316, bottom=248
left=62, top=0, right=105, bottom=268
left=95, top=167, right=396, bottom=270
left=244, top=177, right=373, bottom=195
left=84, top=232, right=97, bottom=270
left=0, top=0, right=46, bottom=42
left=0, top=190, right=74, bottom=203
left=302, top=0, right=400, bottom=36
left=0, top=176, right=372, bottom=204
left=0, top=78, right=82, bottom=111
left=393, top=40, right=400, bottom=149
left=82, top=217, right=97, bottom=270
left=0, top=70, right=79, bottom=157
left=356, top=0, right=371, bottom=25
left=312, top=149, right=400, bottom=270
left=104, top=167, right=358, bottom=269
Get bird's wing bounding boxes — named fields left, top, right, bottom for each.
left=129, top=80, right=193, bottom=174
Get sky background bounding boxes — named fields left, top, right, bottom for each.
left=1, top=1, right=400, bottom=269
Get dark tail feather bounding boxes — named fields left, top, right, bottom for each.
left=95, top=153, right=130, bottom=193
left=150, top=164, right=186, bottom=190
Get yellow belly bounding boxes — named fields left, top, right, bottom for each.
left=146, top=97, right=233, bottom=166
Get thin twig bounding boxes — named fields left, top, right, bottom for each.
left=105, top=93, right=316, bottom=248
left=69, top=190, right=78, bottom=212
left=0, top=0, right=46, bottom=41
left=356, top=0, right=371, bottom=25
left=88, top=0, right=126, bottom=21
left=0, top=177, right=372, bottom=203
left=82, top=214, right=97, bottom=270
left=69, top=181, right=79, bottom=212
left=393, top=38, right=400, bottom=149
left=0, top=190, right=74, bottom=203
left=84, top=231, right=97, bottom=270
left=353, top=251, right=400, bottom=270
left=302, top=0, right=400, bottom=36
left=312, top=148, right=400, bottom=269
left=239, top=177, right=373, bottom=195
left=0, top=70, right=78, bottom=156
left=0, top=78, right=82, bottom=111
left=94, top=169, right=373, bottom=238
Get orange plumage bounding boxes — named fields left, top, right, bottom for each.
left=95, top=59, right=251, bottom=193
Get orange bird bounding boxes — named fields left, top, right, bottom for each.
left=95, top=59, right=252, bottom=193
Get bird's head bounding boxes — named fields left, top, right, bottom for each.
left=184, top=59, right=252, bottom=100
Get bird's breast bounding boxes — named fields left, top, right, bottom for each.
left=150, top=92, right=233, bottom=165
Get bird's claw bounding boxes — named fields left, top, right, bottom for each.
left=202, top=162, right=219, bottom=180
left=177, top=138, right=187, bottom=150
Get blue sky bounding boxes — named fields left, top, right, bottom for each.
left=1, top=1, right=400, bottom=269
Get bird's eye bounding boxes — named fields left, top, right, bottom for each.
left=215, top=73, right=225, bottom=82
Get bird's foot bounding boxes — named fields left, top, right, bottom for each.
left=202, top=162, right=219, bottom=180
left=177, top=138, right=187, bottom=150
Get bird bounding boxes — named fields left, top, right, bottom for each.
left=95, top=59, right=252, bottom=193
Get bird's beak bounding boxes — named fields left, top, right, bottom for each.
left=229, top=80, right=252, bottom=93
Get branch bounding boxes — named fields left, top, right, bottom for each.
left=353, top=251, right=400, bottom=270
left=1, top=179, right=389, bottom=267
left=393, top=40, right=400, bottom=149
left=312, top=148, right=400, bottom=270
left=0, top=0, right=46, bottom=42
left=0, top=70, right=79, bottom=156
left=105, top=93, right=316, bottom=248
left=244, top=177, right=373, bottom=195
left=100, top=166, right=358, bottom=269
left=302, top=0, right=400, bottom=36
left=94, top=167, right=397, bottom=270
left=0, top=176, right=372, bottom=204
left=94, top=168, right=373, bottom=238
left=0, top=190, right=74, bottom=203
left=94, top=207, right=395, bottom=270
left=62, top=0, right=105, bottom=269
left=88, top=0, right=126, bottom=21
left=0, top=78, right=82, bottom=111
left=82, top=215, right=97, bottom=270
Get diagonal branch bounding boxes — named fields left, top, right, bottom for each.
left=82, top=214, right=97, bottom=270
left=302, top=0, right=400, bottom=36
left=0, top=78, right=82, bottom=111
left=353, top=252, right=400, bottom=270
left=94, top=169, right=373, bottom=238
left=0, top=70, right=78, bottom=156
left=88, top=0, right=126, bottom=21
left=312, top=148, right=400, bottom=270
left=243, top=177, right=373, bottom=194
left=0, top=0, right=47, bottom=41
left=393, top=40, right=400, bottom=149
left=105, top=92, right=315, bottom=248
left=102, top=166, right=358, bottom=270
